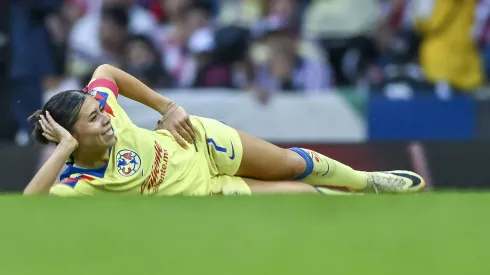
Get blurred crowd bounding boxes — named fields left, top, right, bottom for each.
left=18, top=0, right=490, bottom=92
left=6, top=0, right=490, bottom=143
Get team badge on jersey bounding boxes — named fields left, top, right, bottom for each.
left=116, top=149, right=142, bottom=177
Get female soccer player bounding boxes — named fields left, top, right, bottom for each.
left=24, top=64, right=425, bottom=196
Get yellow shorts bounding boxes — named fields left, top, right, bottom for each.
left=191, top=116, right=251, bottom=196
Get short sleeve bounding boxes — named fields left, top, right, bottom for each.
left=49, top=183, right=82, bottom=197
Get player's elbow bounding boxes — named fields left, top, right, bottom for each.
left=94, top=64, right=113, bottom=74
left=93, top=64, right=117, bottom=82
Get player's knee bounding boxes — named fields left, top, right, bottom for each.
left=283, top=149, right=307, bottom=180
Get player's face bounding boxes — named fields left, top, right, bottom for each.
left=72, top=96, right=116, bottom=149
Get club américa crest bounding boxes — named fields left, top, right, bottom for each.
left=116, top=149, right=141, bottom=177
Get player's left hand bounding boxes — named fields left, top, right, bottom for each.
left=159, top=102, right=196, bottom=148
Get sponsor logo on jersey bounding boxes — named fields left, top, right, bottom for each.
left=141, top=141, right=169, bottom=194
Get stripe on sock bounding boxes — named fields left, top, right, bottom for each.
left=288, top=147, right=314, bottom=180
left=315, top=187, right=325, bottom=194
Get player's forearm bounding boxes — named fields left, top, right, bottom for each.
left=24, top=142, right=76, bottom=196
left=94, top=64, right=172, bottom=114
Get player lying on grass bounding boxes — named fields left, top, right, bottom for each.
left=24, top=64, right=426, bottom=196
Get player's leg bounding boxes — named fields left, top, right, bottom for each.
left=234, top=130, right=369, bottom=191
left=198, top=117, right=425, bottom=193
left=213, top=175, right=353, bottom=195
left=242, top=178, right=354, bottom=195
left=244, top=178, right=316, bottom=194
left=235, top=131, right=426, bottom=193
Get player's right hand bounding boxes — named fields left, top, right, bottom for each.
left=39, top=111, right=78, bottom=149
left=159, top=102, right=196, bottom=149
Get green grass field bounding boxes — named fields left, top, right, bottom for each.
left=0, top=193, right=489, bottom=275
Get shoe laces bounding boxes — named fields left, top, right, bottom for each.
left=369, top=172, right=406, bottom=192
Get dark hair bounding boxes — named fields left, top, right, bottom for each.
left=101, top=4, right=129, bottom=29
left=214, top=26, right=251, bottom=63
left=28, top=90, right=87, bottom=144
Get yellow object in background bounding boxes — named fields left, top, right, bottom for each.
left=414, top=0, right=484, bottom=91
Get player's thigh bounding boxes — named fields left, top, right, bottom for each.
left=242, top=178, right=317, bottom=194
left=196, top=117, right=243, bottom=176
left=196, top=117, right=305, bottom=181
left=235, top=130, right=305, bottom=181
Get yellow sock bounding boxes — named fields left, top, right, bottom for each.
left=289, top=148, right=368, bottom=191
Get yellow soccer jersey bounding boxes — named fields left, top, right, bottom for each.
left=50, top=79, right=212, bottom=196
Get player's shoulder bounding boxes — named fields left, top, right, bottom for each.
left=84, top=78, right=119, bottom=99
left=54, top=163, right=110, bottom=196
left=50, top=172, right=95, bottom=197
left=61, top=173, right=96, bottom=187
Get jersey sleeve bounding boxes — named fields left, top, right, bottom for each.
left=84, top=78, right=133, bottom=131
left=51, top=174, right=98, bottom=196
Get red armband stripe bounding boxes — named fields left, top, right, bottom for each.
left=86, top=79, right=119, bottom=98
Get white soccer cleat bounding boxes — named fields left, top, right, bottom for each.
left=365, top=170, right=426, bottom=194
